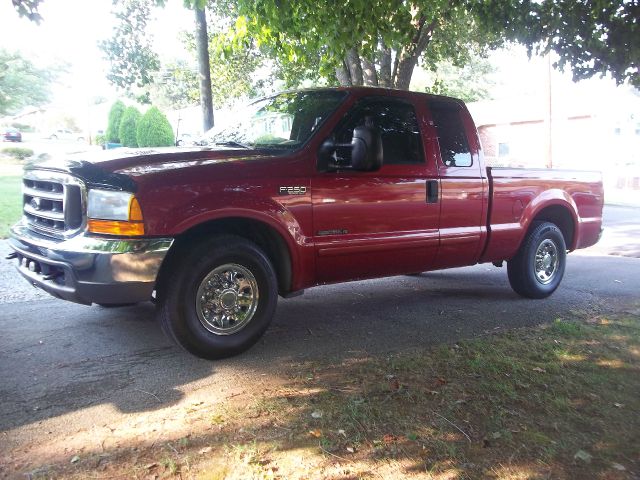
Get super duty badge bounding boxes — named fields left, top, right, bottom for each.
left=279, top=186, right=307, bottom=195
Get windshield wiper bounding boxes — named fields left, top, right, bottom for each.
left=214, top=141, right=251, bottom=149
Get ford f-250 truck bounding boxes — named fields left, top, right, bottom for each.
left=7, top=87, right=603, bottom=359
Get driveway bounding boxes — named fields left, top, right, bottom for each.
left=1, top=205, right=639, bottom=475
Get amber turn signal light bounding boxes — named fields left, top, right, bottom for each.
left=87, top=219, right=145, bottom=236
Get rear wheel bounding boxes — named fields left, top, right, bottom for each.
left=157, top=235, right=278, bottom=359
left=507, top=221, right=566, bottom=299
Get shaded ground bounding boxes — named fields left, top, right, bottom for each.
left=4, top=312, right=640, bottom=480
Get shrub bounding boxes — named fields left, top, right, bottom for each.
left=2, top=147, right=34, bottom=161
left=94, top=134, right=106, bottom=146
left=106, top=100, right=126, bottom=143
left=118, top=106, right=142, bottom=147
left=136, top=106, right=175, bottom=147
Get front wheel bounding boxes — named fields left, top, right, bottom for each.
left=157, top=235, right=278, bottom=359
left=507, top=221, right=567, bottom=299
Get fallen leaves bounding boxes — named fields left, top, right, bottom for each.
left=574, top=450, right=593, bottom=463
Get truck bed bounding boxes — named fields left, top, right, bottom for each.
left=482, top=167, right=604, bottom=262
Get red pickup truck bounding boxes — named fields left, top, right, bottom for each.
left=8, top=87, right=603, bottom=359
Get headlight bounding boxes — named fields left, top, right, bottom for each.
left=87, top=189, right=145, bottom=236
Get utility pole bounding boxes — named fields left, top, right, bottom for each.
left=195, top=7, right=214, bottom=131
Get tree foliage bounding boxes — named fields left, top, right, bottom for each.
left=118, top=106, right=142, bottom=147
left=425, top=56, right=497, bottom=102
left=186, top=0, right=638, bottom=89
left=11, top=0, right=43, bottom=23
left=106, top=100, right=126, bottom=143
left=99, top=0, right=161, bottom=91
left=471, top=0, right=639, bottom=87
left=136, top=106, right=174, bottom=147
left=0, top=49, right=53, bottom=115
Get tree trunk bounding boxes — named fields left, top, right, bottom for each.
left=335, top=61, right=352, bottom=86
left=393, top=18, right=438, bottom=90
left=395, top=56, right=417, bottom=90
left=195, top=8, right=214, bottom=130
left=378, top=43, right=392, bottom=87
left=361, top=57, right=378, bottom=86
left=345, top=48, right=364, bottom=86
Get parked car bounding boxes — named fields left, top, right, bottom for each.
left=7, top=88, right=604, bottom=360
left=47, top=129, right=85, bottom=142
left=2, top=127, right=22, bottom=142
left=176, top=133, right=198, bottom=147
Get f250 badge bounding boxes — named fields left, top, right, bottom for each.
left=279, top=186, right=307, bottom=195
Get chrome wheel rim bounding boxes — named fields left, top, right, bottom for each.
left=534, top=239, right=559, bottom=284
left=196, top=263, right=259, bottom=335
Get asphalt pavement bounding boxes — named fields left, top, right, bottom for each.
left=0, top=205, right=639, bottom=474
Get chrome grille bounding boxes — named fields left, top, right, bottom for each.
left=23, top=171, right=85, bottom=239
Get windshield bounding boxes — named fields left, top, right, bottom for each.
left=200, top=90, right=347, bottom=150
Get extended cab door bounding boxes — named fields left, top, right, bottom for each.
left=427, top=100, right=486, bottom=269
left=311, top=96, right=440, bottom=284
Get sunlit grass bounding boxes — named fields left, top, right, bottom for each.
left=0, top=176, right=21, bottom=238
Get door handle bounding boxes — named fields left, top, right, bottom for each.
left=426, top=180, right=439, bottom=203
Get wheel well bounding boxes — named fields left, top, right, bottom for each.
left=157, top=217, right=292, bottom=296
left=531, top=205, right=575, bottom=249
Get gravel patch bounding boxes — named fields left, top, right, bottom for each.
left=0, top=240, right=49, bottom=304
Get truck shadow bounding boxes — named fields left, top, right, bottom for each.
left=0, top=263, right=612, bottom=433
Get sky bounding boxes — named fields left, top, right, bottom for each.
left=0, top=0, right=194, bottom=113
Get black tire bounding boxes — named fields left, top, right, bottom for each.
left=157, top=235, right=278, bottom=359
left=507, top=221, right=567, bottom=299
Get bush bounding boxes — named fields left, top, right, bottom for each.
left=106, top=100, right=126, bottom=143
left=94, top=134, right=106, bottom=146
left=136, top=106, right=175, bottom=147
left=2, top=147, right=34, bottom=161
left=118, top=106, right=142, bottom=147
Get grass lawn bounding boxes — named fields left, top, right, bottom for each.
left=29, top=311, right=639, bottom=479
left=0, top=176, right=22, bottom=238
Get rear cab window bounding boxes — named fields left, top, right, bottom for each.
left=429, top=100, right=472, bottom=168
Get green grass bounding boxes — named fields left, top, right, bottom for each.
left=0, top=176, right=22, bottom=238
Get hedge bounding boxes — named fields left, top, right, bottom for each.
left=118, top=106, right=142, bottom=147
left=136, top=106, right=174, bottom=147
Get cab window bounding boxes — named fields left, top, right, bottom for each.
left=333, top=98, right=424, bottom=166
left=430, top=101, right=472, bottom=167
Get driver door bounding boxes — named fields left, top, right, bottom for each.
left=311, top=96, right=440, bottom=284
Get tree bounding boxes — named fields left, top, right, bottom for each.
left=425, top=56, right=497, bottom=102
left=0, top=49, right=53, bottom=115
left=100, top=0, right=214, bottom=128
left=195, top=7, right=214, bottom=130
left=136, top=106, right=174, bottom=147
left=118, top=106, right=142, bottom=147
left=472, top=0, right=639, bottom=87
left=106, top=100, right=126, bottom=143
left=149, top=61, right=200, bottom=110
left=99, top=0, right=161, bottom=93
left=203, top=0, right=638, bottom=89
left=11, top=0, right=43, bottom=22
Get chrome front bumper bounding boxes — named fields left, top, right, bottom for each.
left=7, top=223, right=173, bottom=305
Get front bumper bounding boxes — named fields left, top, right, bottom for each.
left=7, top=223, right=173, bottom=305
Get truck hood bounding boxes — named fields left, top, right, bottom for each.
left=25, top=146, right=268, bottom=191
